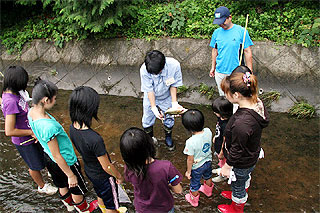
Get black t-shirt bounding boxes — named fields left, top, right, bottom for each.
left=214, top=117, right=228, bottom=154
left=69, top=125, right=111, bottom=179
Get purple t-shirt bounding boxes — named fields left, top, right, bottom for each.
left=125, top=159, right=182, bottom=212
left=1, top=93, right=34, bottom=145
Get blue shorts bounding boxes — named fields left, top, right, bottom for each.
left=87, top=174, right=119, bottom=210
left=190, top=161, right=212, bottom=192
left=15, top=142, right=45, bottom=171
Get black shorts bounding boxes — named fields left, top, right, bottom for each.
left=45, top=154, right=88, bottom=195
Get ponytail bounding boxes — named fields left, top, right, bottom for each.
left=222, top=66, right=258, bottom=103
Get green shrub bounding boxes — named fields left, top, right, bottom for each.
left=288, top=101, right=315, bottom=119
left=0, top=0, right=141, bottom=53
left=0, top=17, right=77, bottom=54
left=297, top=18, right=320, bottom=47
left=1, top=0, right=319, bottom=53
left=16, top=0, right=141, bottom=33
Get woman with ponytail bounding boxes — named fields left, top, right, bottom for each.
left=217, top=66, right=269, bottom=213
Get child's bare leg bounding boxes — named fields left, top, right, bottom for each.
left=72, top=194, right=84, bottom=204
left=205, top=178, right=213, bottom=187
left=29, top=169, right=45, bottom=188
left=59, top=187, right=69, bottom=196
left=98, top=197, right=107, bottom=213
left=106, top=209, right=118, bottom=212
left=97, top=197, right=118, bottom=213
left=191, top=190, right=199, bottom=196
left=97, top=197, right=104, bottom=206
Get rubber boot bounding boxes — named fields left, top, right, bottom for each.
left=221, top=188, right=248, bottom=200
left=144, top=126, right=158, bottom=146
left=199, top=180, right=214, bottom=197
left=164, top=126, right=175, bottom=151
left=218, top=201, right=245, bottom=213
left=185, top=190, right=200, bottom=207
left=74, top=198, right=98, bottom=212
left=60, top=191, right=75, bottom=212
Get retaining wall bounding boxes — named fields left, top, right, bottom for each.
left=0, top=38, right=319, bottom=113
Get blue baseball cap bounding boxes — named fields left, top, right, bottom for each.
left=213, top=6, right=230, bottom=25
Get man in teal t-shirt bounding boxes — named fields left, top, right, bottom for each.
left=209, top=6, right=254, bottom=96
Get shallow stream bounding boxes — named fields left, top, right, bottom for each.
left=0, top=90, right=319, bottom=212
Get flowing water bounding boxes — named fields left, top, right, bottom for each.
left=0, top=89, right=319, bottom=212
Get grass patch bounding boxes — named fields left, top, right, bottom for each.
left=288, top=101, right=315, bottom=119
left=196, top=83, right=219, bottom=100
left=177, top=85, right=191, bottom=97
left=259, top=91, right=281, bottom=108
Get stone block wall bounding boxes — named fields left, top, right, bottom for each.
left=0, top=38, right=319, bottom=113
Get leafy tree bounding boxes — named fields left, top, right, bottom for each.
left=16, top=0, right=142, bottom=33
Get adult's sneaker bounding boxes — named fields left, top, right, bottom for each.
left=38, top=183, right=58, bottom=195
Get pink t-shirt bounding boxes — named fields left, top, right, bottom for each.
left=125, top=159, right=182, bottom=212
left=1, top=93, right=34, bottom=145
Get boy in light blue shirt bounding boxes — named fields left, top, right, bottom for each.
left=182, top=109, right=213, bottom=207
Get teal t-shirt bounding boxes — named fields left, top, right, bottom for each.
left=183, top=128, right=213, bottom=169
left=209, top=24, right=254, bottom=74
left=28, top=112, right=77, bottom=166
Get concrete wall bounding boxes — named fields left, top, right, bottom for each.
left=0, top=39, right=319, bottom=113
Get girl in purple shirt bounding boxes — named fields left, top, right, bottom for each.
left=120, top=127, right=183, bottom=213
left=1, top=66, right=57, bottom=195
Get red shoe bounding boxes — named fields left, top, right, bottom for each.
left=221, top=188, right=248, bottom=200
left=60, top=192, right=75, bottom=212
left=218, top=201, right=245, bottom=213
left=74, top=199, right=89, bottom=212
left=88, top=200, right=99, bottom=212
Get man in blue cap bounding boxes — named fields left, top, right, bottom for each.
left=209, top=6, right=254, bottom=96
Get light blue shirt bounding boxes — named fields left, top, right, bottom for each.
left=183, top=128, right=213, bottom=170
left=140, top=57, right=183, bottom=100
left=28, top=112, right=77, bottom=166
left=210, top=24, right=254, bottom=74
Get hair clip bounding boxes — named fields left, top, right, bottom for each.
left=43, top=83, right=50, bottom=95
left=243, top=72, right=251, bottom=87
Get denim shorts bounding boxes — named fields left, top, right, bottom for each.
left=87, top=175, right=119, bottom=210
left=190, top=161, right=212, bottom=191
left=231, top=166, right=255, bottom=203
left=15, top=142, right=45, bottom=171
